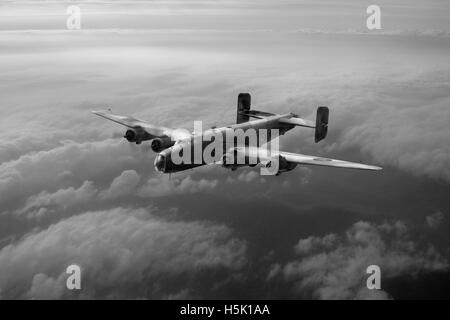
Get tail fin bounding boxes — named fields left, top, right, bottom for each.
left=237, top=93, right=251, bottom=124
left=315, top=106, right=329, bottom=143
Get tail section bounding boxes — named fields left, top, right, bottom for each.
left=237, top=93, right=251, bottom=124
left=315, top=106, right=329, bottom=143
left=235, top=93, right=329, bottom=143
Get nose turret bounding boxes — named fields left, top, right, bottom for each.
left=154, top=154, right=166, bottom=172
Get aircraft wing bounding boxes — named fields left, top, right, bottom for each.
left=92, top=110, right=148, bottom=128
left=92, top=110, right=191, bottom=141
left=279, top=151, right=382, bottom=171
left=234, top=147, right=382, bottom=171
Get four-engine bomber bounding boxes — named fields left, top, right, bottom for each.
left=93, top=93, right=381, bottom=176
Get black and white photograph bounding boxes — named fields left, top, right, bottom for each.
left=0, top=0, right=449, bottom=307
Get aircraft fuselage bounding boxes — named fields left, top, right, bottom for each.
left=154, top=114, right=295, bottom=173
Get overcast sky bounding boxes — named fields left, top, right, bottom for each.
left=0, top=0, right=449, bottom=299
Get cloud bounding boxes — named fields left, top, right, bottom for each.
left=237, top=170, right=259, bottom=183
left=426, top=211, right=444, bottom=229
left=0, top=207, right=247, bottom=299
left=16, top=180, right=98, bottom=219
left=1, top=5, right=450, bottom=299
left=139, top=174, right=218, bottom=197
left=99, top=170, right=140, bottom=199
left=27, top=273, right=66, bottom=300
left=270, top=69, right=450, bottom=183
left=294, top=234, right=338, bottom=255
left=272, top=220, right=448, bottom=300
left=293, top=28, right=450, bottom=38
left=0, top=139, right=149, bottom=210
left=3, top=0, right=450, bottom=37
left=2, top=26, right=449, bottom=184
left=329, top=70, right=450, bottom=182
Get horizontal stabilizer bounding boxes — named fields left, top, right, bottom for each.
left=238, top=109, right=275, bottom=119
left=279, top=116, right=315, bottom=128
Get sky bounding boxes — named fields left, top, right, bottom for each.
left=0, top=0, right=449, bottom=299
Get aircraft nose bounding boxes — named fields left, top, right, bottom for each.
left=154, top=154, right=166, bottom=172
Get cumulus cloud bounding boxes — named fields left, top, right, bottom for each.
left=271, top=220, right=449, bottom=300
left=324, top=70, right=450, bottom=182
left=0, top=139, right=149, bottom=210
left=294, top=233, right=338, bottom=255
left=99, top=170, right=141, bottom=200
left=139, top=174, right=218, bottom=197
left=426, top=211, right=444, bottom=229
left=0, top=207, right=247, bottom=299
left=237, top=170, right=260, bottom=183
left=27, top=273, right=66, bottom=300
left=16, top=180, right=98, bottom=219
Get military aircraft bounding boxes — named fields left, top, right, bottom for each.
left=92, top=93, right=381, bottom=175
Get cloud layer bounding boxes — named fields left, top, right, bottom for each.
left=0, top=207, right=247, bottom=299
left=0, top=1, right=449, bottom=299
left=271, top=220, right=449, bottom=299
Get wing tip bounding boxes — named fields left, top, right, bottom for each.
left=91, top=109, right=107, bottom=115
left=363, top=165, right=383, bottom=171
left=91, top=108, right=112, bottom=115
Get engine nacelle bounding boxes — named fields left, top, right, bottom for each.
left=264, top=155, right=297, bottom=175
left=221, top=151, right=258, bottom=171
left=124, top=129, right=152, bottom=144
left=150, top=137, right=175, bottom=153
